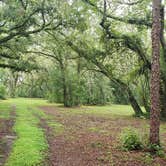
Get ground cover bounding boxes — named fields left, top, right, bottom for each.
left=0, top=98, right=166, bottom=166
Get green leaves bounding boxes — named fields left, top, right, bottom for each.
left=120, top=127, right=143, bottom=151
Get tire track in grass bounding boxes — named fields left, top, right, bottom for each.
left=0, top=104, right=16, bottom=166
left=5, top=102, right=48, bottom=166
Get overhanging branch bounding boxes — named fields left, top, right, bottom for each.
left=82, top=0, right=152, bottom=27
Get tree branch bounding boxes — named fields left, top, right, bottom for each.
left=116, top=0, right=144, bottom=5
left=82, top=0, right=152, bottom=27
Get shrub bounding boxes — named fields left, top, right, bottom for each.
left=120, top=127, right=143, bottom=151
left=148, top=144, right=165, bottom=157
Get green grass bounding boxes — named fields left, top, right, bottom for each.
left=88, top=127, right=101, bottom=132
left=51, top=104, right=138, bottom=118
left=86, top=104, right=134, bottom=116
left=47, top=119, right=64, bottom=135
left=4, top=99, right=48, bottom=166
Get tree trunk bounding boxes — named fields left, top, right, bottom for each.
left=127, top=88, right=144, bottom=116
left=9, top=71, right=19, bottom=98
left=142, top=97, right=150, bottom=113
left=60, top=62, right=69, bottom=107
left=111, top=78, right=144, bottom=116
left=63, top=80, right=68, bottom=107
left=76, top=57, right=81, bottom=106
left=149, top=0, right=161, bottom=145
left=159, top=5, right=166, bottom=119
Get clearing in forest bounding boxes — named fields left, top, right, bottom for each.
left=0, top=98, right=166, bottom=166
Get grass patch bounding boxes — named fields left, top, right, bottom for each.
left=47, top=119, right=64, bottom=136
left=52, top=104, right=145, bottom=119
left=88, top=127, right=101, bottom=132
left=5, top=99, right=48, bottom=166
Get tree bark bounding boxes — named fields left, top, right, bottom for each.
left=76, top=57, right=81, bottom=106
left=114, top=78, right=144, bottom=116
left=114, top=79, right=144, bottom=116
left=159, top=5, right=166, bottom=119
left=127, top=88, right=144, bottom=116
left=149, top=0, right=161, bottom=145
left=142, top=97, right=150, bottom=113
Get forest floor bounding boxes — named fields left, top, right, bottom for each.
left=0, top=98, right=166, bottom=166
left=40, top=105, right=166, bottom=166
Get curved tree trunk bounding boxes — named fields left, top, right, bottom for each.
left=114, top=78, right=144, bottom=116
left=127, top=88, right=144, bottom=116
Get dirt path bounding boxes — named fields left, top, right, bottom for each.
left=0, top=106, right=16, bottom=166
left=40, top=106, right=166, bottom=166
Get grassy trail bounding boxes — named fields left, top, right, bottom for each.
left=0, top=102, right=15, bottom=166
left=3, top=99, right=48, bottom=166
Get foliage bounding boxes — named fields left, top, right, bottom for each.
left=120, top=127, right=143, bottom=151
left=148, top=144, right=165, bottom=157
left=46, top=67, right=114, bottom=106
